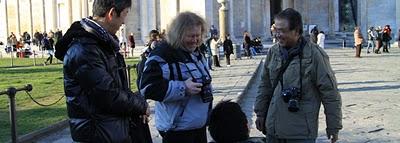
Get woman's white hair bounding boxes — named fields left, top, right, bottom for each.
left=166, top=12, right=207, bottom=49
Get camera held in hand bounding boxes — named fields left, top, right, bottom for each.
left=281, top=87, right=301, bottom=112
left=199, top=76, right=213, bottom=103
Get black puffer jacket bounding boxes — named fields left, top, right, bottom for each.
left=55, top=18, right=148, bottom=143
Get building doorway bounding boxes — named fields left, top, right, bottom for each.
left=270, top=0, right=282, bottom=25
left=339, top=0, right=357, bottom=32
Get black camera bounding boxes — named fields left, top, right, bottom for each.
left=199, top=76, right=213, bottom=103
left=281, top=87, right=301, bottom=112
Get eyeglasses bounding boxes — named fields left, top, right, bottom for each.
left=274, top=28, right=291, bottom=35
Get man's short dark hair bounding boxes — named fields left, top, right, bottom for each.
left=274, top=8, right=303, bottom=35
left=92, top=0, right=132, bottom=17
left=208, top=101, right=249, bottom=143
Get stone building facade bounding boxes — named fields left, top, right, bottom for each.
left=1, top=0, right=400, bottom=44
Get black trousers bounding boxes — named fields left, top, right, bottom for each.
left=159, top=127, right=207, bottom=143
left=225, top=54, right=231, bottom=65
left=46, top=55, right=53, bottom=64
left=213, top=55, right=221, bottom=67
left=355, top=44, right=361, bottom=57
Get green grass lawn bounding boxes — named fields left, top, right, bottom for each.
left=0, top=57, right=140, bottom=142
left=0, top=57, right=53, bottom=68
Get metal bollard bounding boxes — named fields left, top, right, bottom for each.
left=342, top=38, right=346, bottom=49
left=233, top=44, right=242, bottom=60
left=0, top=84, right=33, bottom=143
left=33, top=50, right=36, bottom=66
left=126, top=64, right=137, bottom=90
left=10, top=48, right=14, bottom=67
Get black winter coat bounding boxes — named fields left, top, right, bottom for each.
left=223, top=39, right=233, bottom=55
left=55, top=20, right=148, bottom=143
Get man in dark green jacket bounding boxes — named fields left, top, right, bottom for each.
left=254, top=8, right=342, bottom=143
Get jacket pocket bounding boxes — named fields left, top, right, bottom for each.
left=276, top=103, right=314, bottom=137
left=94, top=117, right=131, bottom=143
left=69, top=118, right=94, bottom=142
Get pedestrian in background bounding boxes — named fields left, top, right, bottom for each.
left=271, top=23, right=277, bottom=44
left=366, top=26, right=376, bottom=54
left=129, top=32, right=135, bottom=57
left=139, top=11, right=212, bottom=143
left=254, top=8, right=342, bottom=143
left=243, top=31, right=252, bottom=59
left=223, top=34, right=233, bottom=67
left=54, top=0, right=150, bottom=142
left=374, top=26, right=383, bottom=54
left=354, top=26, right=364, bottom=58
left=317, top=31, right=325, bottom=49
left=310, top=26, right=318, bottom=44
left=205, top=37, right=214, bottom=70
left=382, top=25, right=392, bottom=53
left=44, top=36, right=54, bottom=65
left=211, top=35, right=222, bottom=67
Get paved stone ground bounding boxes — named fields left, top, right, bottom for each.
left=32, top=44, right=400, bottom=143
left=241, top=46, right=400, bottom=143
left=34, top=49, right=264, bottom=143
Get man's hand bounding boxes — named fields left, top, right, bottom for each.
left=255, top=117, right=266, bottom=135
left=140, top=107, right=151, bottom=123
left=184, top=78, right=203, bottom=95
left=327, top=133, right=338, bottom=143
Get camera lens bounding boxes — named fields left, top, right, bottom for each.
left=281, top=89, right=291, bottom=103
left=200, top=84, right=213, bottom=103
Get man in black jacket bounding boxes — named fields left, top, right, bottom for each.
left=55, top=0, right=149, bottom=142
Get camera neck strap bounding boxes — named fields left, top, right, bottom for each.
left=275, top=38, right=306, bottom=95
left=183, top=51, right=211, bottom=82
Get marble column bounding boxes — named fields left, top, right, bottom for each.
left=396, top=1, right=400, bottom=32
left=16, top=0, right=21, bottom=36
left=29, top=0, right=33, bottom=35
left=246, top=0, right=251, bottom=33
left=328, top=0, right=334, bottom=35
left=333, top=0, right=339, bottom=32
left=83, top=0, right=88, bottom=18
left=79, top=0, right=83, bottom=19
left=282, top=0, right=294, bottom=9
left=288, top=0, right=294, bottom=8
left=140, top=0, right=157, bottom=42
left=155, top=0, right=160, bottom=29
left=265, top=0, right=271, bottom=39
left=67, top=0, right=73, bottom=26
left=205, top=0, right=213, bottom=29
left=228, top=0, right=234, bottom=40
left=218, top=0, right=228, bottom=41
left=42, top=0, right=46, bottom=32
left=303, top=0, right=310, bottom=30
left=52, top=0, right=58, bottom=31
left=359, top=0, right=367, bottom=36
left=176, top=0, right=180, bottom=12
left=4, top=0, right=9, bottom=37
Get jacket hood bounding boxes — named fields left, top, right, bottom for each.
left=55, top=17, right=119, bottom=61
